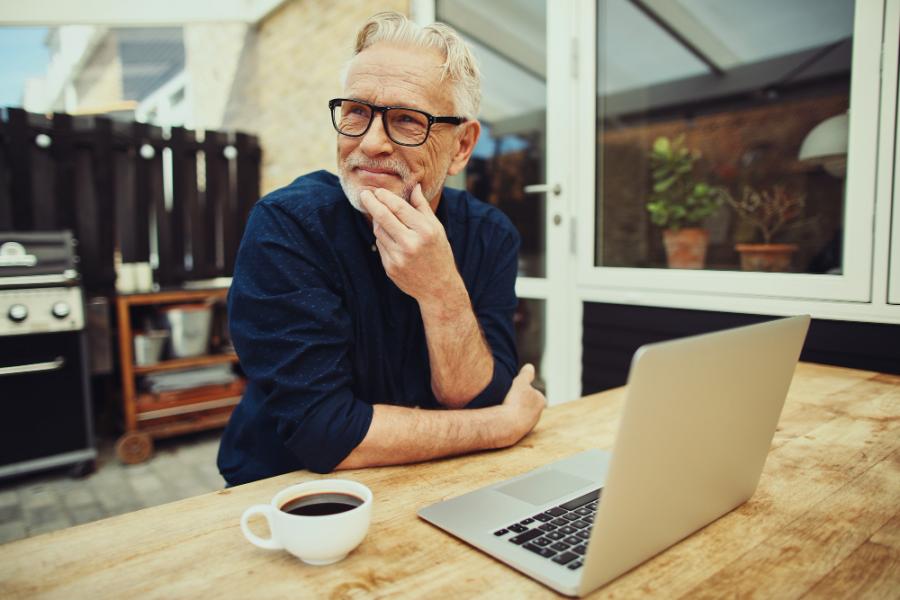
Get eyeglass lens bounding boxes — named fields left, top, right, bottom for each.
left=333, top=100, right=430, bottom=145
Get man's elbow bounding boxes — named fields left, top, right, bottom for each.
left=432, top=380, right=491, bottom=409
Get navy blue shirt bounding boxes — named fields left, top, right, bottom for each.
left=217, top=170, right=520, bottom=485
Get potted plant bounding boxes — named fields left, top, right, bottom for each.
left=646, top=135, right=724, bottom=269
left=726, top=185, right=805, bottom=272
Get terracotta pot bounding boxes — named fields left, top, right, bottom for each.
left=663, top=227, right=709, bottom=269
left=735, top=243, right=798, bottom=272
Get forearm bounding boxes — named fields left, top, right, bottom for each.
left=335, top=403, right=512, bottom=470
left=419, top=274, right=494, bottom=408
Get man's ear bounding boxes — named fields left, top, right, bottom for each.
left=447, top=120, right=481, bottom=176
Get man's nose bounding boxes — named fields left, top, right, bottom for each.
left=358, top=113, right=394, bottom=156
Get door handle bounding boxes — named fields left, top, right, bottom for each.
left=0, top=356, right=66, bottom=377
left=524, top=183, right=562, bottom=196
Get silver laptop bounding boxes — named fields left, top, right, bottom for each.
left=418, top=315, right=810, bottom=596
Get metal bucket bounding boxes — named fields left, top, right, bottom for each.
left=133, top=330, right=169, bottom=366
left=162, top=305, right=212, bottom=358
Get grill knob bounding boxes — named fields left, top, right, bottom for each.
left=52, top=302, right=71, bottom=319
left=8, top=304, right=28, bottom=323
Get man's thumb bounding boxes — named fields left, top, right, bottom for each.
left=515, top=363, right=536, bottom=385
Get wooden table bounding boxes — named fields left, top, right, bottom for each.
left=1, top=363, right=898, bottom=598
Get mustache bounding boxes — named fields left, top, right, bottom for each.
left=343, top=155, right=412, bottom=180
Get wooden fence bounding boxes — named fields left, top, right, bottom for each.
left=0, top=107, right=261, bottom=293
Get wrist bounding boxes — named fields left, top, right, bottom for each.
left=486, top=405, right=518, bottom=449
left=418, top=272, right=468, bottom=320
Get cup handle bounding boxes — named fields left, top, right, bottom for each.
left=241, top=504, right=282, bottom=550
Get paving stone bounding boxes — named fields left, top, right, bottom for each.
left=123, top=463, right=154, bottom=478
left=27, top=518, right=72, bottom=537
left=25, top=503, right=70, bottom=529
left=193, top=463, right=225, bottom=490
left=0, top=490, right=19, bottom=509
left=161, top=468, right=213, bottom=499
left=0, top=520, right=27, bottom=544
left=59, top=486, right=96, bottom=509
left=87, top=474, right=140, bottom=514
left=69, top=503, right=106, bottom=526
left=1, top=431, right=223, bottom=542
left=128, top=472, right=165, bottom=495
left=0, top=504, right=23, bottom=524
left=19, top=485, right=57, bottom=509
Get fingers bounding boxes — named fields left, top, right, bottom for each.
left=409, top=183, right=433, bottom=215
left=360, top=190, right=409, bottom=243
left=373, top=188, right=429, bottom=230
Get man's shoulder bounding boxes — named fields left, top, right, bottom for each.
left=257, top=170, right=346, bottom=222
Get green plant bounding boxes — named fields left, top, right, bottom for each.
left=646, top=135, right=724, bottom=230
left=726, top=185, right=805, bottom=244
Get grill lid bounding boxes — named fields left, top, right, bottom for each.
left=0, top=231, right=78, bottom=280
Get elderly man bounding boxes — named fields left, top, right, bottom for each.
left=217, top=12, right=546, bottom=486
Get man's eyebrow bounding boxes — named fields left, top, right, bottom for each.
left=346, top=96, right=428, bottom=112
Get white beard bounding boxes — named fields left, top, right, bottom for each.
left=339, top=155, right=413, bottom=214
left=338, top=154, right=447, bottom=213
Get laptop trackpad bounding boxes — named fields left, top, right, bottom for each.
left=496, top=469, right=593, bottom=505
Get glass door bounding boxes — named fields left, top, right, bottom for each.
left=434, top=0, right=581, bottom=403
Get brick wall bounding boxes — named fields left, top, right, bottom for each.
left=184, top=24, right=249, bottom=131
left=73, top=32, right=124, bottom=112
left=208, top=0, right=409, bottom=194
left=597, top=94, right=849, bottom=270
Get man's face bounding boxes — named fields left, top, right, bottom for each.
left=337, top=42, right=465, bottom=212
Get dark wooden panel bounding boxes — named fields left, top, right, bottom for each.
left=6, top=108, right=33, bottom=230
left=131, top=123, right=154, bottom=264
left=203, top=130, right=229, bottom=279
left=582, top=302, right=900, bottom=395
left=114, top=122, right=143, bottom=262
left=52, top=113, right=77, bottom=233
left=0, top=112, right=13, bottom=230
left=140, top=127, right=171, bottom=286
left=220, top=135, right=238, bottom=278
left=80, top=116, right=116, bottom=291
left=0, top=110, right=259, bottom=286
left=231, top=132, right=261, bottom=274
left=28, top=113, right=56, bottom=230
left=73, top=142, right=100, bottom=287
left=168, top=127, right=191, bottom=281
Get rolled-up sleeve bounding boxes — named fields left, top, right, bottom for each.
left=229, top=203, right=373, bottom=473
left=466, top=228, right=521, bottom=409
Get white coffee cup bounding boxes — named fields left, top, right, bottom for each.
left=240, top=479, right=372, bottom=565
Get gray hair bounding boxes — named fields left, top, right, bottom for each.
left=345, top=11, right=481, bottom=120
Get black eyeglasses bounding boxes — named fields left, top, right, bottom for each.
left=329, top=98, right=466, bottom=147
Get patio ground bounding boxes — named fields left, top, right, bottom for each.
left=0, top=430, right=224, bottom=545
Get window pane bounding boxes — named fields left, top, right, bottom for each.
left=515, top=298, right=546, bottom=393
left=437, top=0, right=547, bottom=277
left=595, top=0, right=854, bottom=274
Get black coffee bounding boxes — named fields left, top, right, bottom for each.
left=280, top=492, right=363, bottom=516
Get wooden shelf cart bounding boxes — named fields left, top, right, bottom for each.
left=115, top=288, right=244, bottom=464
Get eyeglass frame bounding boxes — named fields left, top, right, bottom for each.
left=328, top=98, right=467, bottom=147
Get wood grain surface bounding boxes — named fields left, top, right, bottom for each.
left=0, top=363, right=897, bottom=599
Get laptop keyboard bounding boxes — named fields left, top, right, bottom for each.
left=493, top=488, right=602, bottom=570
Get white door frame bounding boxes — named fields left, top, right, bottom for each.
left=418, top=1, right=584, bottom=404
left=575, top=0, right=884, bottom=305
left=514, top=2, right=583, bottom=405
